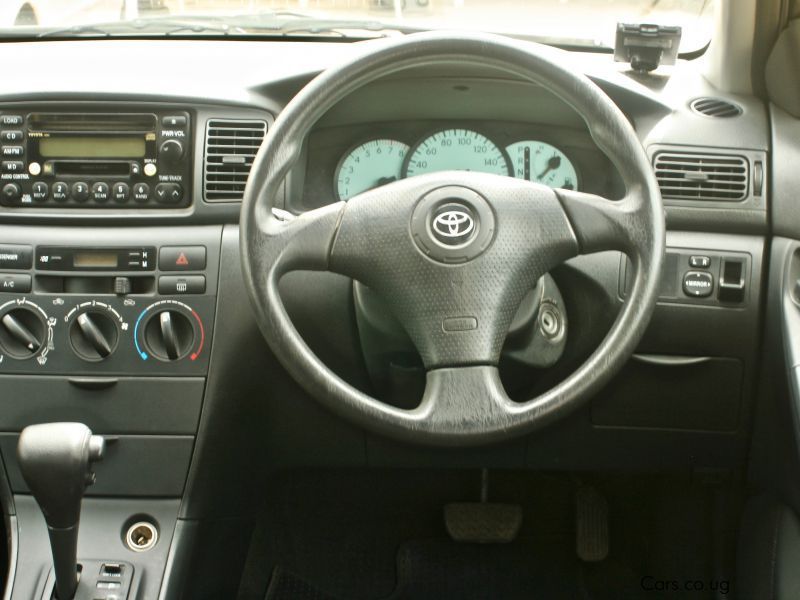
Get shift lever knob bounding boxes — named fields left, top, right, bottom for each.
left=17, top=423, right=105, bottom=599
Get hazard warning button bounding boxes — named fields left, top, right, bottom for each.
left=159, top=246, right=207, bottom=271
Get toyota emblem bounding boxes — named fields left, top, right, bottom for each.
left=432, top=208, right=475, bottom=244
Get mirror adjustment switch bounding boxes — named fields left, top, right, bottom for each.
left=688, top=255, right=711, bottom=269
left=683, top=271, right=713, bottom=297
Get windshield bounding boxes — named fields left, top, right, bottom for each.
left=5, top=0, right=713, bottom=52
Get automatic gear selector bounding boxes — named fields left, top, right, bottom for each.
left=17, top=423, right=105, bottom=600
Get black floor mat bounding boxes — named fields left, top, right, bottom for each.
left=388, top=538, right=584, bottom=600
left=266, top=537, right=585, bottom=600
left=249, top=470, right=742, bottom=600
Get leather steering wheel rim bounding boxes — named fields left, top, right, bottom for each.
left=240, top=31, right=665, bottom=447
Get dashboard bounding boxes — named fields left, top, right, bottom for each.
left=0, top=36, right=779, bottom=600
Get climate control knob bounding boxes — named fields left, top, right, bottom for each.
left=0, top=307, right=47, bottom=359
left=143, top=309, right=195, bottom=361
left=69, top=311, right=118, bottom=361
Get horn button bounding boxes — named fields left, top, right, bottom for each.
left=410, top=186, right=496, bottom=264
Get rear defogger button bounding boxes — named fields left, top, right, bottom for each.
left=683, top=271, right=713, bottom=298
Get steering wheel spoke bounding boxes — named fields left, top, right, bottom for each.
left=557, top=188, right=650, bottom=257
left=247, top=201, right=345, bottom=281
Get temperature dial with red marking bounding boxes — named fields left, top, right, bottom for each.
left=134, top=300, right=205, bottom=362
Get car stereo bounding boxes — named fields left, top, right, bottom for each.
left=0, top=110, right=191, bottom=208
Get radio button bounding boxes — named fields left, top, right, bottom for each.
left=162, top=115, right=187, bottom=128
left=1, top=146, right=23, bottom=157
left=155, top=183, right=183, bottom=204
left=1, top=130, right=22, bottom=143
left=112, top=182, right=130, bottom=203
left=159, top=246, right=206, bottom=271
left=0, top=245, right=32, bottom=269
left=0, top=183, right=21, bottom=205
left=0, top=115, right=22, bottom=126
left=31, top=182, right=48, bottom=202
left=28, top=162, right=41, bottom=176
left=159, top=140, right=184, bottom=163
left=133, top=183, right=150, bottom=203
left=71, top=182, right=90, bottom=203
left=2, top=161, right=24, bottom=173
left=51, top=182, right=69, bottom=202
left=143, top=163, right=157, bottom=177
left=91, top=182, right=110, bottom=203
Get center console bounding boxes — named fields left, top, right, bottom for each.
left=0, top=224, right=221, bottom=600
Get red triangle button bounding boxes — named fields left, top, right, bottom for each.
left=175, top=252, right=189, bottom=266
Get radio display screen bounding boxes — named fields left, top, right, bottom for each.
left=73, top=252, right=119, bottom=268
left=39, top=136, right=146, bottom=158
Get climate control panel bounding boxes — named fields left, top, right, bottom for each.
left=0, top=225, right=220, bottom=376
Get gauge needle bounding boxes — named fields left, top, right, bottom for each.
left=537, top=155, right=561, bottom=180
left=376, top=176, right=397, bottom=186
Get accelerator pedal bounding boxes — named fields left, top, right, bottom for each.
left=575, top=484, right=609, bottom=562
left=444, top=469, right=522, bottom=543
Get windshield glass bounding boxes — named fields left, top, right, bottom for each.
left=5, top=0, right=713, bottom=51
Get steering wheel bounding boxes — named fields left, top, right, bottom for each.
left=241, top=32, right=664, bottom=446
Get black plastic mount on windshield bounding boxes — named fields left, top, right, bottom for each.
left=614, top=23, right=682, bottom=72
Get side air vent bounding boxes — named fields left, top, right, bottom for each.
left=204, top=119, right=267, bottom=202
left=690, top=97, right=742, bottom=118
left=654, top=152, right=749, bottom=202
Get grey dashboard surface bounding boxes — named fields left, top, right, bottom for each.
left=0, top=38, right=770, bottom=235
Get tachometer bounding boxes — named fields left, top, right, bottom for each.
left=404, top=129, right=510, bottom=178
left=506, top=141, right=578, bottom=190
left=335, top=138, right=409, bottom=201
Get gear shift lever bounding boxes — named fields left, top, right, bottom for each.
left=17, top=423, right=105, bottom=600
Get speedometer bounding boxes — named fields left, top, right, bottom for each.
left=404, top=129, right=510, bottom=178
left=335, top=138, right=409, bottom=201
left=505, top=141, right=578, bottom=190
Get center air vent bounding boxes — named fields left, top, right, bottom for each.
left=204, top=119, right=267, bottom=202
left=654, top=152, right=749, bottom=202
left=690, top=97, right=742, bottom=118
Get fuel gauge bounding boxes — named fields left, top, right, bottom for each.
left=506, top=141, right=578, bottom=190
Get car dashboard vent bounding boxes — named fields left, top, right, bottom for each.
left=204, top=119, right=267, bottom=202
left=690, top=97, right=742, bottom=118
left=653, top=152, right=749, bottom=202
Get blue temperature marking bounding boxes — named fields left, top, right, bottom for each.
left=133, top=309, right=148, bottom=360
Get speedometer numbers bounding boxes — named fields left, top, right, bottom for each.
left=336, top=139, right=409, bottom=201
left=505, top=141, right=578, bottom=190
left=333, top=133, right=580, bottom=200
left=404, top=129, right=510, bottom=178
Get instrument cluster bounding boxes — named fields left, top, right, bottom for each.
left=334, top=127, right=579, bottom=201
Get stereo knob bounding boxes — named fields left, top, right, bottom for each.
left=143, top=309, right=194, bottom=361
left=159, top=140, right=184, bottom=163
left=0, top=307, right=46, bottom=358
left=69, top=311, right=118, bottom=361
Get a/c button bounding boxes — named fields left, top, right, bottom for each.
left=0, top=273, right=31, bottom=293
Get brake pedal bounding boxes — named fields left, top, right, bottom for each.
left=445, top=502, right=522, bottom=543
left=575, top=484, right=609, bottom=562
left=444, top=469, right=522, bottom=543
